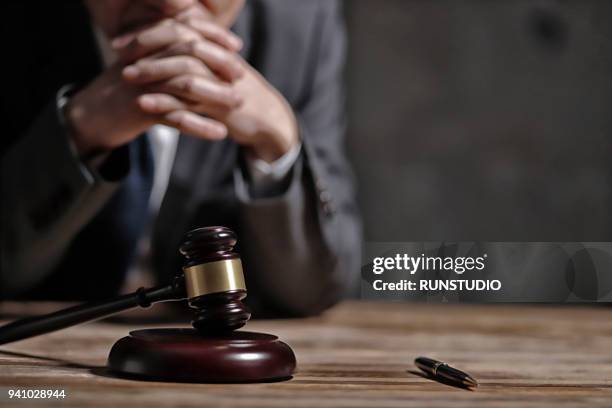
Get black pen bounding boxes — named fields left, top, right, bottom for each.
left=414, top=357, right=478, bottom=388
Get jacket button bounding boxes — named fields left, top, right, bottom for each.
left=322, top=202, right=336, bottom=216
left=314, top=177, right=326, bottom=192
left=319, top=190, right=332, bottom=204
left=320, top=190, right=335, bottom=216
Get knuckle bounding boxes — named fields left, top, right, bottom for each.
left=177, top=24, right=199, bottom=42
left=170, top=24, right=182, bottom=38
left=220, top=53, right=239, bottom=73
left=135, top=59, right=150, bottom=69
left=177, top=113, right=190, bottom=129
left=216, top=97, right=234, bottom=110
left=216, top=48, right=237, bottom=69
left=216, top=50, right=231, bottom=65
left=220, top=92, right=236, bottom=107
left=133, top=34, right=146, bottom=49
left=208, top=47, right=229, bottom=67
left=135, top=60, right=151, bottom=74
left=210, top=24, right=224, bottom=35
left=180, top=76, right=197, bottom=94
left=205, top=24, right=224, bottom=38
left=187, top=40, right=201, bottom=55
left=178, top=30, right=193, bottom=43
left=168, top=111, right=185, bottom=127
left=185, top=17, right=199, bottom=28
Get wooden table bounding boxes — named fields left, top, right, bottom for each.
left=1, top=302, right=611, bottom=407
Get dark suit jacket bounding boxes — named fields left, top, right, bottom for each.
left=0, top=0, right=361, bottom=316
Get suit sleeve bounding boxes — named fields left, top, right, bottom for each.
left=0, top=91, right=129, bottom=298
left=235, top=0, right=362, bottom=316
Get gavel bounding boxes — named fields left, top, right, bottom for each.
left=0, top=226, right=250, bottom=344
left=0, top=226, right=296, bottom=383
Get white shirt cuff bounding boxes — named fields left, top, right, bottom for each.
left=244, top=143, right=302, bottom=189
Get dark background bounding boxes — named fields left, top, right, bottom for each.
left=344, top=0, right=612, bottom=242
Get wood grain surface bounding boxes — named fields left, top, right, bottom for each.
left=1, top=302, right=611, bottom=407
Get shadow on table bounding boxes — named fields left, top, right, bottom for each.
left=407, top=369, right=475, bottom=391
left=0, top=348, right=99, bottom=370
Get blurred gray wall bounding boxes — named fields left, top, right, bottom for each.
left=344, top=0, right=612, bottom=241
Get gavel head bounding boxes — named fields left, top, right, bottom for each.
left=179, top=226, right=251, bottom=333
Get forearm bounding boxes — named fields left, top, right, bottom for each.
left=235, top=152, right=361, bottom=317
left=0, top=96, right=127, bottom=298
left=233, top=0, right=361, bottom=316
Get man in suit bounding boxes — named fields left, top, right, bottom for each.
left=0, top=0, right=361, bottom=317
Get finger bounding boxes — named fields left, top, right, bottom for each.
left=138, top=93, right=187, bottom=113
left=113, top=18, right=241, bottom=59
left=153, top=75, right=242, bottom=108
left=123, top=56, right=211, bottom=84
left=159, top=40, right=244, bottom=82
left=112, top=19, right=179, bottom=49
left=137, top=93, right=232, bottom=117
left=178, top=17, right=242, bottom=52
left=114, top=22, right=200, bottom=63
left=162, top=110, right=228, bottom=140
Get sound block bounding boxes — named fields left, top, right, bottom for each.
left=107, top=329, right=296, bottom=383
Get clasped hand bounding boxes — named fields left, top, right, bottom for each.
left=68, top=3, right=298, bottom=163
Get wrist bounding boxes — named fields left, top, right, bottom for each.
left=249, top=137, right=292, bottom=163
left=64, top=92, right=107, bottom=157
left=250, top=110, right=299, bottom=163
left=61, top=65, right=151, bottom=158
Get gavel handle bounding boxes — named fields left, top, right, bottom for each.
left=0, top=282, right=186, bottom=346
